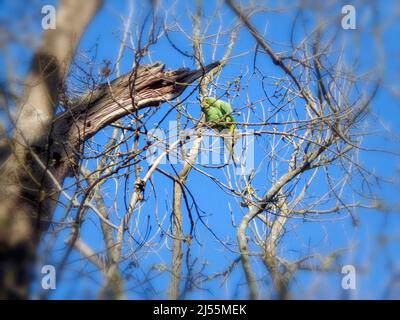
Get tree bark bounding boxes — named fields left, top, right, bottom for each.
left=0, top=0, right=219, bottom=298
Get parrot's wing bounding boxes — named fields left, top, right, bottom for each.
left=213, top=100, right=221, bottom=112
left=218, top=101, right=233, bottom=116
left=204, top=106, right=223, bottom=123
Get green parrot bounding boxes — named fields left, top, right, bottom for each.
left=202, top=97, right=237, bottom=165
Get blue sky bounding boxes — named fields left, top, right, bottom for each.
left=1, top=0, right=400, bottom=299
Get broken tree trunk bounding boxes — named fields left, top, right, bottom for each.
left=0, top=60, right=219, bottom=299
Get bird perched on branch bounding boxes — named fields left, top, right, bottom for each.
left=202, top=97, right=237, bottom=165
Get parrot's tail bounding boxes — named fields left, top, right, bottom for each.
left=223, top=135, right=238, bottom=167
